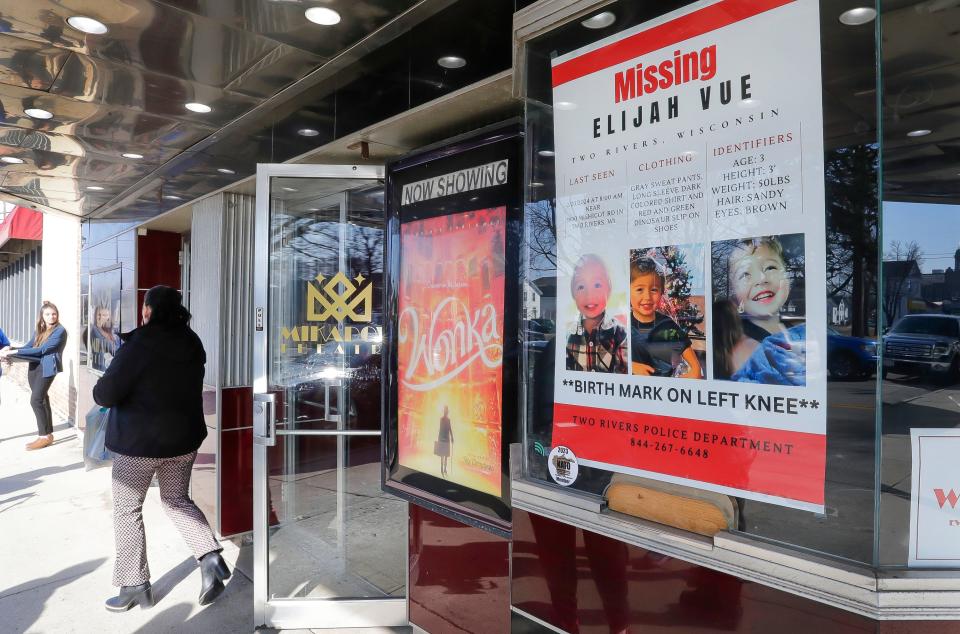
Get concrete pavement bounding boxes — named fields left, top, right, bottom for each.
left=0, top=376, right=254, bottom=633
left=0, top=377, right=411, bottom=634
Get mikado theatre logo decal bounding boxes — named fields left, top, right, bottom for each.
left=279, top=270, right=382, bottom=354
left=308, top=271, right=373, bottom=322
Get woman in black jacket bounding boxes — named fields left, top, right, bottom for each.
left=94, top=286, right=230, bottom=612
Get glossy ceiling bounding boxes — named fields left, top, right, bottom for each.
left=881, top=0, right=960, bottom=204
left=0, top=0, right=531, bottom=220
left=8, top=0, right=951, bottom=222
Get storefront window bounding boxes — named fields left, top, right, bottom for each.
left=78, top=224, right=140, bottom=427
left=88, top=266, right=122, bottom=373
left=520, top=0, right=881, bottom=566
left=878, top=1, right=960, bottom=568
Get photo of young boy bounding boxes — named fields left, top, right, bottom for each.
left=565, top=253, right=628, bottom=374
left=629, top=247, right=705, bottom=379
left=711, top=234, right=806, bottom=385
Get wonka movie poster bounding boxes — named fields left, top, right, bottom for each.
left=397, top=207, right=506, bottom=496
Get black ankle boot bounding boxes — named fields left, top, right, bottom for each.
left=105, top=582, right=154, bottom=612
left=198, top=552, right=228, bottom=605
left=212, top=552, right=231, bottom=580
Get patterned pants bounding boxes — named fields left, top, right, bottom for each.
left=112, top=451, right=221, bottom=586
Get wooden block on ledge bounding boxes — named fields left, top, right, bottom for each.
left=605, top=474, right=737, bottom=537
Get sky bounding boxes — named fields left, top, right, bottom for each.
left=883, top=201, right=960, bottom=273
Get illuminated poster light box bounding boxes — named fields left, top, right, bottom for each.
left=382, top=123, right=522, bottom=535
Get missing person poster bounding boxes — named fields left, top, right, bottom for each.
left=397, top=208, right=506, bottom=497
left=550, top=0, right=827, bottom=511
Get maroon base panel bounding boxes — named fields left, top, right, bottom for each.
left=219, top=387, right=254, bottom=536
left=408, top=505, right=510, bottom=634
left=511, top=509, right=958, bottom=634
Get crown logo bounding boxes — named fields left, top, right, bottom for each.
left=307, top=271, right=372, bottom=322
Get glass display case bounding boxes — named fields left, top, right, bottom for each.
left=513, top=0, right=960, bottom=619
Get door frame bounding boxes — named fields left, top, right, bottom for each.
left=251, top=163, right=406, bottom=629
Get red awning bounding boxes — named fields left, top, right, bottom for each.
left=0, top=206, right=42, bottom=249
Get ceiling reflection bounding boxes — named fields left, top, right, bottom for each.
left=0, top=1, right=408, bottom=216
left=0, top=0, right=530, bottom=218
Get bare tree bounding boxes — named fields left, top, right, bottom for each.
left=882, top=240, right=924, bottom=324
left=825, top=144, right=878, bottom=337
left=526, top=200, right=557, bottom=273
left=349, top=225, right=383, bottom=276
left=885, top=240, right=924, bottom=268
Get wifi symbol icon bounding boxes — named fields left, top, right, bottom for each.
left=534, top=442, right=547, bottom=456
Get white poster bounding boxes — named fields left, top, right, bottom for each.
left=909, top=429, right=960, bottom=567
left=550, top=0, right=826, bottom=511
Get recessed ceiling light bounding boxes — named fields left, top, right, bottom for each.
left=217, top=168, right=236, bottom=175
left=298, top=128, right=320, bottom=137
left=67, top=15, right=108, bottom=35
left=163, top=194, right=182, bottom=200
left=86, top=185, right=105, bottom=191
left=839, top=7, right=877, bottom=25
left=185, top=102, right=212, bottom=114
left=25, top=108, right=53, bottom=120
left=554, top=101, right=577, bottom=111
left=305, top=7, right=341, bottom=25
left=437, top=56, right=467, bottom=69
left=538, top=149, right=555, bottom=157
left=282, top=187, right=298, bottom=192
left=1, top=157, right=24, bottom=164
left=581, top=11, right=616, bottom=29
left=121, top=152, right=143, bottom=159
left=531, top=182, right=544, bottom=187
left=907, top=129, right=932, bottom=137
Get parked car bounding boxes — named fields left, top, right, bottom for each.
left=882, top=314, right=960, bottom=381
left=524, top=318, right=554, bottom=354
left=828, top=327, right=877, bottom=379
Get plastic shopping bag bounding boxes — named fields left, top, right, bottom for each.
left=83, top=406, right=113, bottom=471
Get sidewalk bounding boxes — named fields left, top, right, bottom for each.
left=0, top=379, right=410, bottom=634
left=0, top=377, right=253, bottom=634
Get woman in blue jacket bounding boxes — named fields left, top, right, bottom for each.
left=0, top=326, right=9, bottom=406
left=0, top=301, right=68, bottom=450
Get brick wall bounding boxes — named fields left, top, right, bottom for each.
left=3, top=361, right=28, bottom=392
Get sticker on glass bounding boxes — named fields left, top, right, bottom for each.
left=548, top=445, right=579, bottom=486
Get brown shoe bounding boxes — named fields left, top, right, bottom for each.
left=26, top=435, right=53, bottom=450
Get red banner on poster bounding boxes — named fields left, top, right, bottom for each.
left=397, top=208, right=506, bottom=496
left=553, top=403, right=825, bottom=505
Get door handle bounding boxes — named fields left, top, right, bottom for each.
left=253, top=392, right=276, bottom=446
left=323, top=380, right=342, bottom=423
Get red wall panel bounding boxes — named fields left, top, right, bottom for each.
left=409, top=506, right=510, bottom=634
left=219, top=426, right=254, bottom=537
left=221, top=386, right=252, bottom=431
left=512, top=509, right=915, bottom=634
left=218, top=387, right=255, bottom=536
left=136, top=230, right=181, bottom=325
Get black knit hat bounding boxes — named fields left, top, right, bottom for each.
left=144, top=285, right=190, bottom=326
